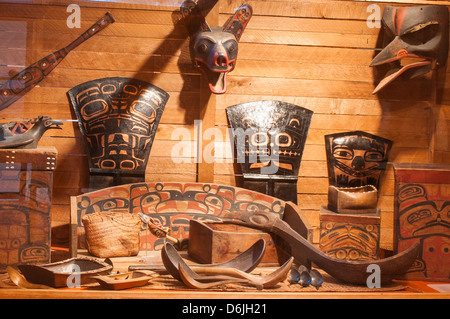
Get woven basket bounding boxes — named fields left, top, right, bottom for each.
left=82, top=212, right=142, bottom=258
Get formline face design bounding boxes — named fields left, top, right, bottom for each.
left=181, top=0, right=252, bottom=94
left=394, top=163, right=450, bottom=281
left=75, top=182, right=284, bottom=251
left=0, top=172, right=52, bottom=270
left=226, top=100, right=313, bottom=203
left=325, top=131, right=393, bottom=190
left=67, top=77, right=169, bottom=182
left=370, top=5, right=449, bottom=94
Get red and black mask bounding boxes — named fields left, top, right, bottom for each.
left=181, top=0, right=252, bottom=94
left=370, top=5, right=449, bottom=94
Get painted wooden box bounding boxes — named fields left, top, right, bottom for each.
left=319, top=206, right=381, bottom=261
left=394, top=163, right=450, bottom=281
left=0, top=146, right=57, bottom=271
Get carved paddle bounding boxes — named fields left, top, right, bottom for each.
left=0, top=12, right=115, bottom=111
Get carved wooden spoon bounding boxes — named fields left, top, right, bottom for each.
left=192, top=256, right=294, bottom=289
left=178, top=265, right=253, bottom=290
left=6, top=266, right=53, bottom=289
left=161, top=242, right=247, bottom=283
left=163, top=242, right=293, bottom=290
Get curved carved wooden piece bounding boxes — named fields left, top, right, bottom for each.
left=161, top=242, right=244, bottom=283
left=221, top=210, right=420, bottom=285
left=67, top=77, right=169, bottom=185
left=163, top=242, right=293, bottom=290
left=0, top=116, right=62, bottom=149
left=0, top=12, right=115, bottom=111
left=324, top=131, right=392, bottom=190
left=226, top=100, right=313, bottom=203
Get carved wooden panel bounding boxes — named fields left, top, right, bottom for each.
left=71, top=182, right=285, bottom=254
left=67, top=77, right=169, bottom=190
left=394, top=163, right=450, bottom=281
left=0, top=147, right=57, bottom=271
left=226, top=100, right=313, bottom=203
left=324, top=131, right=393, bottom=190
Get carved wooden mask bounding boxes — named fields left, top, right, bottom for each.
left=226, top=101, right=313, bottom=202
left=181, top=0, right=252, bottom=94
left=370, top=5, right=449, bottom=94
left=67, top=77, right=169, bottom=182
left=325, top=131, right=393, bottom=190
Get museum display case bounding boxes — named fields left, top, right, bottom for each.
left=0, top=0, right=448, bottom=300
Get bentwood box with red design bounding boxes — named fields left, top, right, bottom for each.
left=0, top=146, right=57, bottom=271
left=394, top=163, right=450, bottom=282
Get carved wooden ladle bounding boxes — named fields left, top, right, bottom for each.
left=161, top=242, right=251, bottom=286
left=129, top=238, right=266, bottom=274
left=6, top=266, right=53, bottom=289
left=219, top=210, right=420, bottom=285
left=162, top=242, right=294, bottom=290
left=183, top=257, right=294, bottom=290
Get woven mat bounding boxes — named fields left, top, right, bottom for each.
left=0, top=267, right=408, bottom=293
left=130, top=269, right=407, bottom=293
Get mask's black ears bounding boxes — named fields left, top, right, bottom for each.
left=222, top=3, right=253, bottom=41
left=181, top=0, right=211, bottom=37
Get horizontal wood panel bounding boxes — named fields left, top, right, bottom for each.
left=0, top=0, right=447, bottom=253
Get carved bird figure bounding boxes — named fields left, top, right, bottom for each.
left=0, top=116, right=63, bottom=149
left=310, top=269, right=324, bottom=290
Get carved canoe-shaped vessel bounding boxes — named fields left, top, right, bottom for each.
left=17, top=256, right=112, bottom=288
left=221, top=210, right=419, bottom=285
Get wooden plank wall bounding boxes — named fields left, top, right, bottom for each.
left=0, top=0, right=449, bottom=251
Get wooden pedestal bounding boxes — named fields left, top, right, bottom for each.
left=319, top=206, right=381, bottom=261
left=0, top=147, right=57, bottom=271
left=394, top=163, right=450, bottom=282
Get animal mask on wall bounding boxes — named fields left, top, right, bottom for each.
left=67, top=77, right=169, bottom=188
left=370, top=5, right=449, bottom=94
left=324, top=131, right=393, bottom=190
left=181, top=0, right=252, bottom=94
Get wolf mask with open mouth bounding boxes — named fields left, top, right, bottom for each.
left=181, top=0, right=252, bottom=94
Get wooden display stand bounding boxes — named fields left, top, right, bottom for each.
left=319, top=206, right=381, bottom=261
left=0, top=147, right=57, bottom=271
